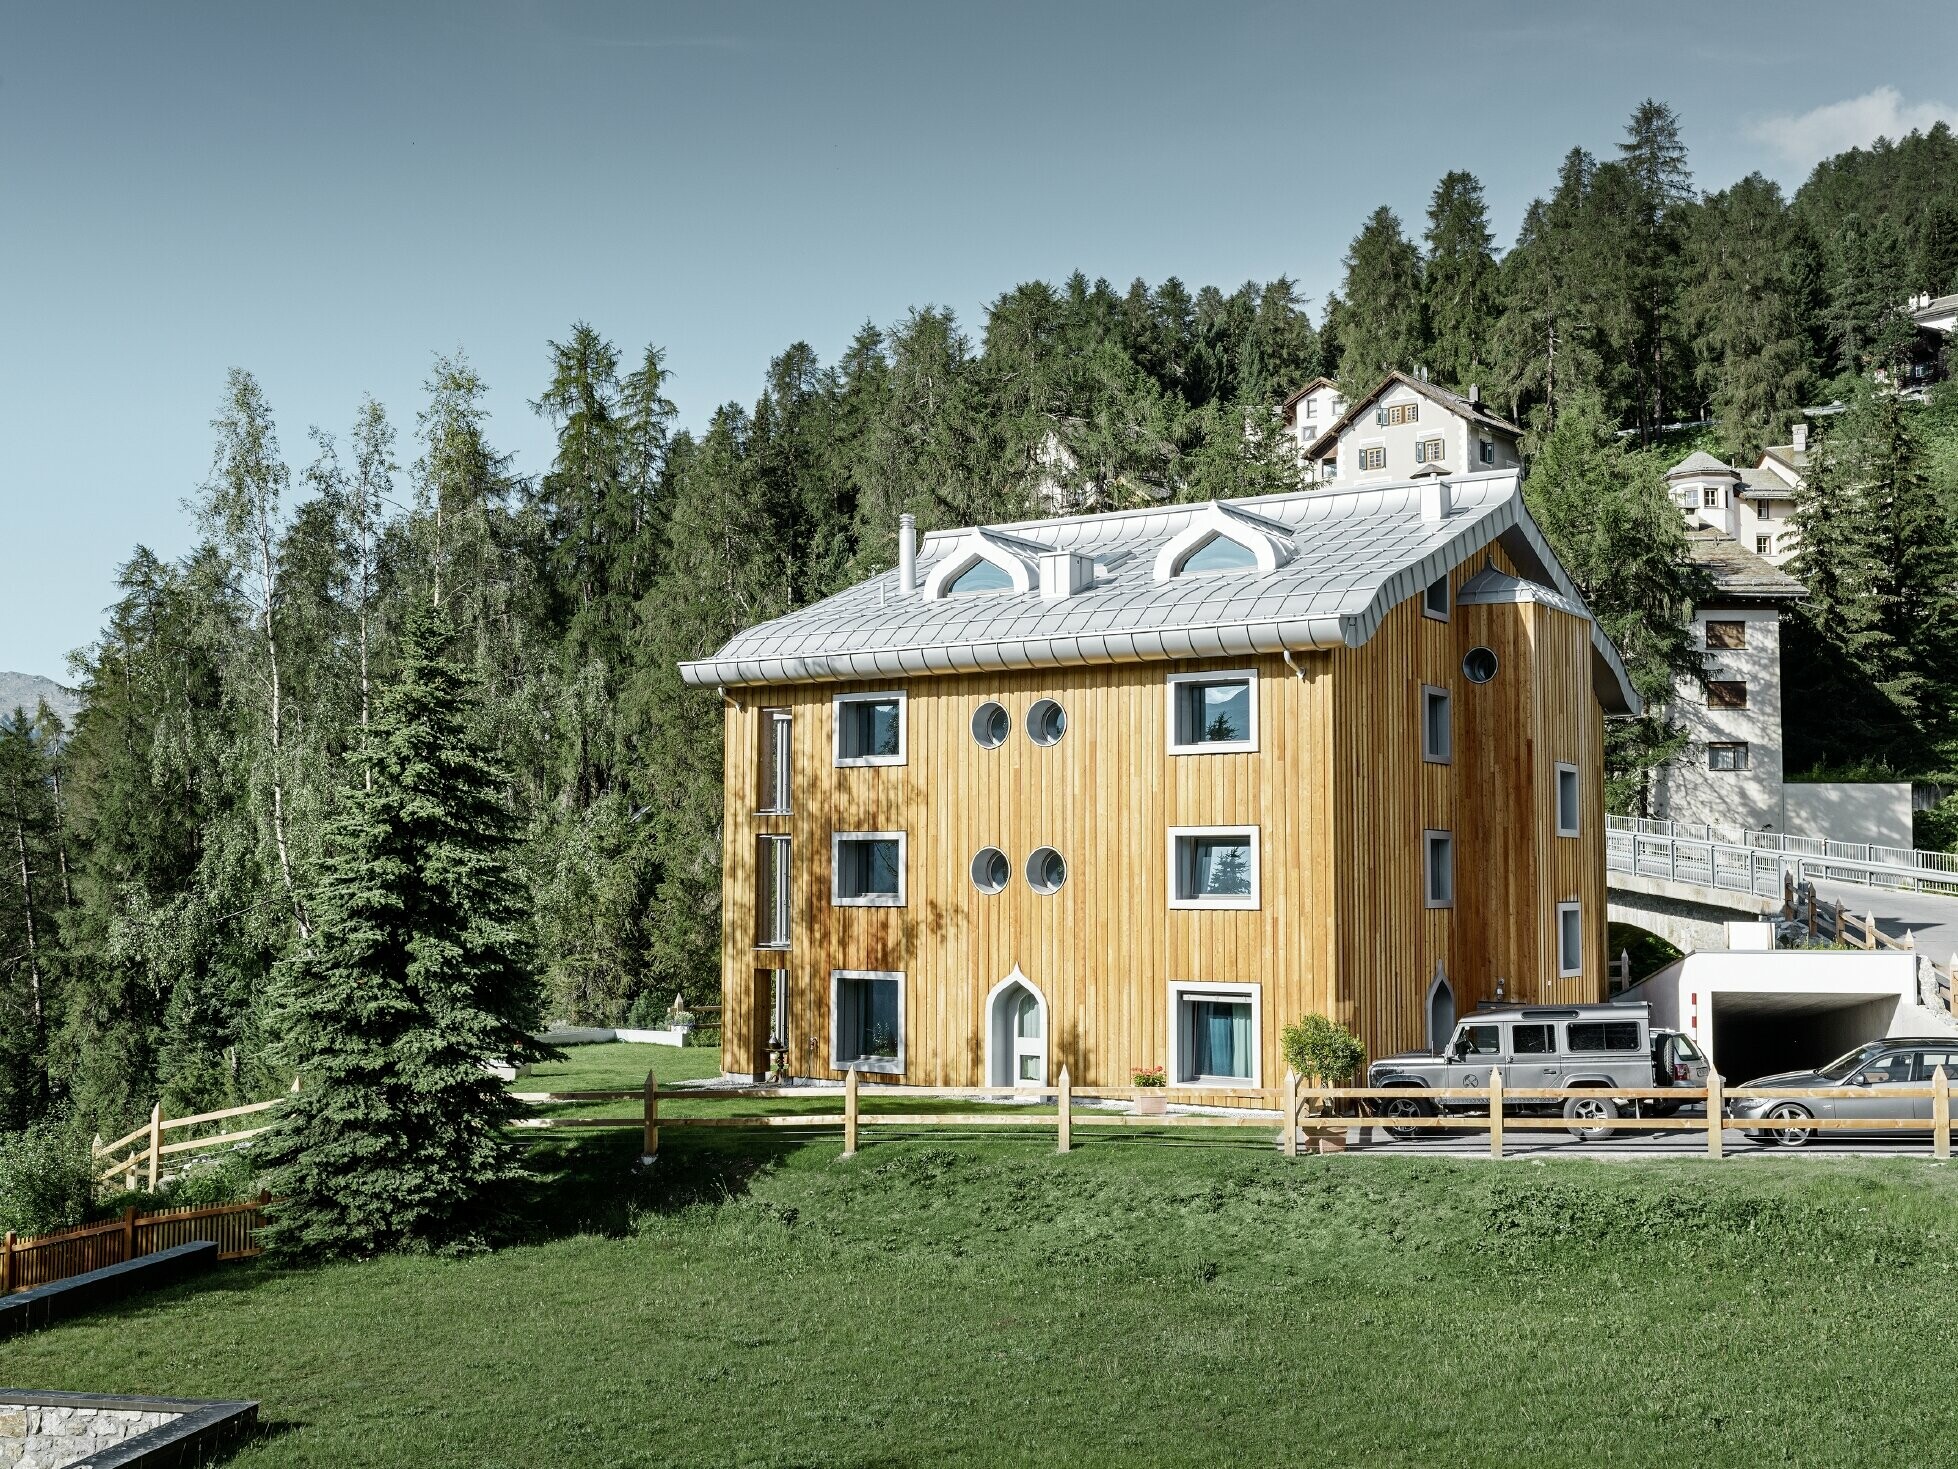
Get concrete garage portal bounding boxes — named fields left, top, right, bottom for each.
left=1618, top=950, right=1958, bottom=1082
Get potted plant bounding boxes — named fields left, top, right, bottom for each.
left=1281, top=1014, right=1367, bottom=1153
left=1132, top=1065, right=1168, bottom=1116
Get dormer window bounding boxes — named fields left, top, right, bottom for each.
left=947, top=559, right=1015, bottom=595
left=1174, top=534, right=1258, bottom=576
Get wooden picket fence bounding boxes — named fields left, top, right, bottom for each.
left=513, top=1065, right=1958, bottom=1161
left=1, top=1193, right=272, bottom=1295
left=90, top=1081, right=297, bottom=1193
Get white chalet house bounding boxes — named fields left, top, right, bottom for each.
left=1663, top=431, right=1811, bottom=569
left=1280, top=377, right=1345, bottom=469
left=1298, top=371, right=1523, bottom=487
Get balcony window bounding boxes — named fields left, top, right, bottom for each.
left=758, top=709, right=792, bottom=813
left=756, top=835, right=791, bottom=948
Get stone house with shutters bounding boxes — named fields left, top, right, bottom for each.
left=1297, top=371, right=1524, bottom=487
left=681, top=469, right=1639, bottom=1095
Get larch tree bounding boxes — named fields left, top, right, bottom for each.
left=1422, top=171, right=1499, bottom=391
left=257, top=600, right=547, bottom=1259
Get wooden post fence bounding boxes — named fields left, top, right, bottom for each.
left=1937, top=1066, right=1951, bottom=1162
left=1707, top=1072, right=1724, bottom=1159
left=842, top=1066, right=859, bottom=1157
left=1, top=1231, right=13, bottom=1294
left=1281, top=1069, right=1299, bottom=1158
left=145, top=1103, right=162, bottom=1191
left=1057, top=1066, right=1072, bottom=1154
left=642, top=1071, right=659, bottom=1160
left=1489, top=1068, right=1505, bottom=1159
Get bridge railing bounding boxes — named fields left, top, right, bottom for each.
left=1607, top=819, right=1958, bottom=898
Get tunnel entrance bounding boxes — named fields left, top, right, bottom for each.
left=1708, top=992, right=1899, bottom=1084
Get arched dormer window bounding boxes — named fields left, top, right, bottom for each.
left=1153, top=502, right=1294, bottom=583
left=921, top=529, right=1040, bottom=601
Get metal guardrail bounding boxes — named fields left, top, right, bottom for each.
left=1606, top=819, right=1958, bottom=899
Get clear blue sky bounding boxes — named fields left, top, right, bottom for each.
left=4, top=0, right=1954, bottom=680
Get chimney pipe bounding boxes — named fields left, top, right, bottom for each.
left=1467, top=383, right=1481, bottom=405
left=897, top=514, right=917, bottom=594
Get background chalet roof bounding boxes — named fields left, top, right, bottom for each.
left=1303, top=371, right=1523, bottom=459
left=680, top=469, right=1641, bottom=714
left=1760, top=443, right=1810, bottom=475
left=1682, top=526, right=1807, bottom=603
left=1666, top=450, right=1735, bottom=477
left=1736, top=465, right=1798, bottom=498
left=1279, top=376, right=1338, bottom=413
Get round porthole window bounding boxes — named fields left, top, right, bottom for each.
left=1026, top=846, right=1067, bottom=894
left=1463, top=646, right=1499, bottom=684
left=970, top=847, right=1010, bottom=894
left=971, top=701, right=1010, bottom=749
left=1027, top=699, right=1067, bottom=746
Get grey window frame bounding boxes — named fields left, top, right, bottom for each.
left=1424, top=830, right=1454, bottom=909
left=1422, top=685, right=1451, bottom=764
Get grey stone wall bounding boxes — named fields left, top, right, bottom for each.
left=0, top=1403, right=181, bottom=1468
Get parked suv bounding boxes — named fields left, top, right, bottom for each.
left=1368, top=1003, right=1705, bottom=1140
left=1734, top=1038, right=1958, bottom=1147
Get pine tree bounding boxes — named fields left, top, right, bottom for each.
left=258, top=601, right=546, bottom=1258
left=1423, top=171, right=1498, bottom=390
left=1683, top=174, right=1818, bottom=458
left=1334, top=207, right=1427, bottom=389
left=0, top=710, right=61, bottom=1127
left=1524, top=391, right=1703, bottom=810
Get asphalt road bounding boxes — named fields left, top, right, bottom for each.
left=1810, top=877, right=1958, bottom=964
left=1328, top=1112, right=1947, bottom=1160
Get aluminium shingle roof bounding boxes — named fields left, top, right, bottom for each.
left=678, top=468, right=1641, bottom=714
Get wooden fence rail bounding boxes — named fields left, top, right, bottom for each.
left=511, top=1066, right=1958, bottom=1162
left=90, top=1082, right=298, bottom=1192
left=1, top=1193, right=271, bottom=1296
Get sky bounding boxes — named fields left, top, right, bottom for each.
left=4, top=0, right=1956, bottom=682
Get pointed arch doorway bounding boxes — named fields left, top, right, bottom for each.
left=985, top=967, right=1048, bottom=1089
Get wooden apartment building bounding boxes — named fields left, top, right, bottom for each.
left=678, top=470, right=1640, bottom=1094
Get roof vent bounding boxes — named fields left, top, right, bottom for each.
left=898, top=514, right=917, bottom=594
left=1467, top=383, right=1481, bottom=405
left=1039, top=551, right=1094, bottom=601
left=1420, top=478, right=1453, bottom=523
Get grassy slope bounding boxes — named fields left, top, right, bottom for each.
left=15, top=1048, right=1958, bottom=1467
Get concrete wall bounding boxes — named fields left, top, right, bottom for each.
left=1781, top=782, right=1915, bottom=851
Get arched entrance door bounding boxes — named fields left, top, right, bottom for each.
left=1427, top=968, right=1456, bottom=1054
left=986, top=968, right=1048, bottom=1088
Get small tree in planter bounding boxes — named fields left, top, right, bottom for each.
left=1282, top=1014, right=1367, bottom=1148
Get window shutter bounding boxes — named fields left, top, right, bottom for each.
left=1375, top=406, right=1388, bottom=426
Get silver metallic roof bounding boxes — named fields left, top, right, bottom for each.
left=679, top=469, right=1641, bottom=714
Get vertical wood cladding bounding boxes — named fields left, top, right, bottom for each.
left=718, top=554, right=1609, bottom=1088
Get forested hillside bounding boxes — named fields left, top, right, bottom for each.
left=6, top=103, right=1958, bottom=1140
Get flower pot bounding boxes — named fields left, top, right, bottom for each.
left=1133, top=1092, right=1167, bottom=1117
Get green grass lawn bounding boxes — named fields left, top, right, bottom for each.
left=15, top=1074, right=1958, bottom=1467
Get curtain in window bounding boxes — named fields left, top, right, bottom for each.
left=1190, top=999, right=1252, bottom=1078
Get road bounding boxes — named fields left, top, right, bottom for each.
left=1810, top=877, right=1958, bottom=963
left=1328, top=1113, right=1946, bottom=1160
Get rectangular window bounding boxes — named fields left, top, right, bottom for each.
left=1167, top=670, right=1258, bottom=753
left=833, top=691, right=906, bottom=766
left=1422, top=685, right=1451, bottom=764
left=1756, top=536, right=1773, bottom=555
left=1555, top=763, right=1580, bottom=837
left=1704, top=621, right=1746, bottom=650
left=1567, top=1019, right=1642, bottom=1052
left=832, top=831, right=906, bottom=907
left=831, top=970, right=903, bottom=1073
left=1757, top=502, right=1772, bottom=520
left=1168, top=981, right=1262, bottom=1087
left=1457, top=1023, right=1501, bottom=1057
left=1425, top=830, right=1453, bottom=908
left=756, top=835, right=792, bottom=948
left=1423, top=575, right=1450, bottom=621
left=1707, top=680, right=1748, bottom=710
left=1511, top=1023, right=1555, bottom=1055
left=1415, top=437, right=1446, bottom=464
left=758, top=709, right=792, bottom=812
left=1707, top=742, right=1750, bottom=771
left=1557, top=902, right=1583, bottom=978
left=1702, top=487, right=1719, bottom=508
left=1305, top=399, right=1317, bottom=419
left=1479, top=439, right=1495, bottom=465
left=1386, top=402, right=1419, bottom=426
left=1360, top=445, right=1386, bottom=471
left=1168, top=827, right=1261, bottom=909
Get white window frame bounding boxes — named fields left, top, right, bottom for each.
left=830, top=830, right=907, bottom=908
left=1424, top=829, right=1454, bottom=909
left=1422, top=685, right=1451, bottom=765
left=1165, top=669, right=1259, bottom=755
left=830, top=968, right=905, bottom=1075
left=832, top=690, right=907, bottom=768
left=1555, top=763, right=1580, bottom=838
left=1167, top=980, right=1263, bottom=1090
left=1557, top=901, right=1583, bottom=978
left=1167, top=825, right=1261, bottom=910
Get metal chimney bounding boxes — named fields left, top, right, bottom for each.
left=897, top=514, right=917, bottom=594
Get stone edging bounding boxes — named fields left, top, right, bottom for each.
left=0, top=1389, right=258, bottom=1468
left=0, top=1242, right=218, bottom=1340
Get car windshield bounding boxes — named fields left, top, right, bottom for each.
left=1817, top=1043, right=1886, bottom=1082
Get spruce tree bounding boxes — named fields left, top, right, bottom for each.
left=258, top=601, right=546, bottom=1258
left=1423, top=171, right=1498, bottom=390
left=1335, top=206, right=1427, bottom=390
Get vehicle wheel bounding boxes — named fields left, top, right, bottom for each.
left=1563, top=1093, right=1620, bottom=1141
left=1762, top=1103, right=1813, bottom=1148
left=1378, top=1093, right=1436, bottom=1141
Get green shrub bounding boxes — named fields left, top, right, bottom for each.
left=684, top=1026, right=722, bottom=1050
left=1280, top=1014, right=1367, bottom=1088
left=169, top=1150, right=257, bottom=1207
left=0, top=1120, right=95, bottom=1237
